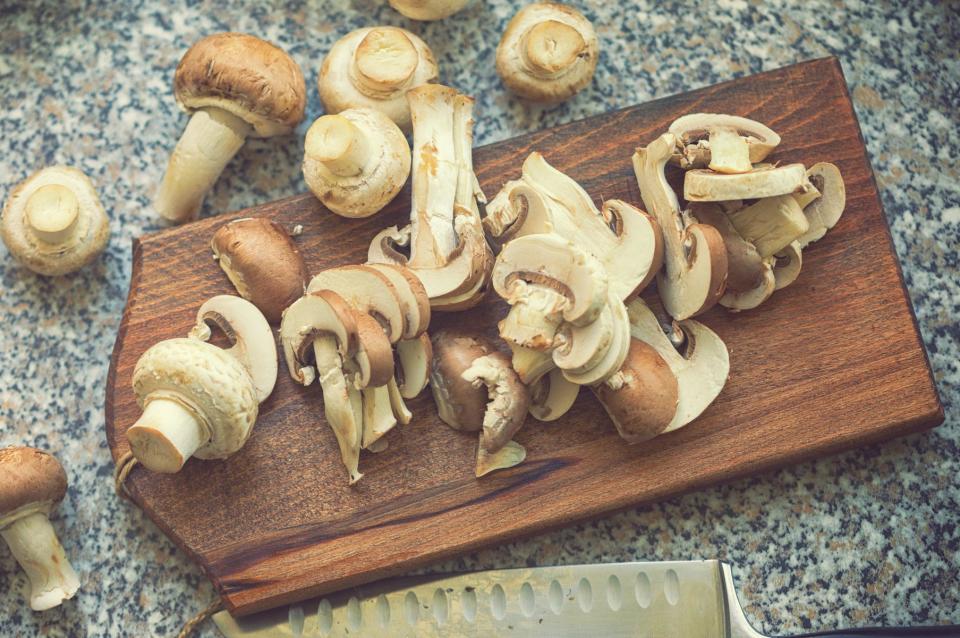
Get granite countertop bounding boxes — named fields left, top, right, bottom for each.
left=1, top=1, right=957, bottom=636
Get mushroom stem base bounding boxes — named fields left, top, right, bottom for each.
left=1, top=512, right=80, bottom=611
left=127, top=399, right=207, bottom=473
left=154, top=107, right=251, bottom=223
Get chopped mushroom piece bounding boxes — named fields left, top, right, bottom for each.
left=430, top=330, right=530, bottom=476
left=632, top=133, right=728, bottom=320
left=1, top=166, right=110, bottom=276
left=727, top=195, right=809, bottom=258
left=211, top=217, right=308, bottom=322
left=0, top=447, right=80, bottom=611
left=668, top=113, right=781, bottom=169
left=303, top=108, right=411, bottom=218
left=127, top=296, right=276, bottom=473
left=773, top=241, right=803, bottom=290
left=496, top=3, right=598, bottom=103
left=528, top=368, right=579, bottom=421
left=795, top=162, right=846, bottom=248
left=388, top=0, right=471, bottom=20
left=319, top=27, right=438, bottom=132
left=683, top=163, right=807, bottom=202
left=155, top=33, right=306, bottom=223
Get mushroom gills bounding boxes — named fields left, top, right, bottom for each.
left=1, top=511, right=81, bottom=611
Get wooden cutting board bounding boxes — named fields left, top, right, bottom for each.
left=105, top=57, right=943, bottom=616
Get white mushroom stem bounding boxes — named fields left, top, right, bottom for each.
left=25, top=184, right=79, bottom=244
left=304, top=114, right=372, bottom=177
left=126, top=399, right=209, bottom=473
left=520, top=20, right=585, bottom=78
left=498, top=281, right=567, bottom=350
left=313, top=336, right=363, bottom=484
left=155, top=107, right=252, bottom=223
left=1, top=512, right=80, bottom=611
left=350, top=28, right=418, bottom=97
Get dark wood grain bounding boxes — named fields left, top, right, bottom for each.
left=104, top=58, right=943, bottom=616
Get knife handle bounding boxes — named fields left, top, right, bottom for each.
left=797, top=628, right=960, bottom=637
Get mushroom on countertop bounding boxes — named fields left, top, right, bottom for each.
left=496, top=3, right=598, bottom=103
left=1, top=166, right=110, bottom=276
left=211, top=217, right=309, bottom=322
left=0, top=447, right=80, bottom=611
left=389, top=0, right=471, bottom=20
left=303, top=108, right=411, bottom=218
left=319, top=26, right=438, bottom=133
left=155, top=33, right=306, bottom=223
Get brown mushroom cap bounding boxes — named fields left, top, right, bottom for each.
left=0, top=447, right=67, bottom=520
left=174, top=32, right=306, bottom=137
left=211, top=217, right=308, bottom=322
left=429, top=330, right=498, bottom=431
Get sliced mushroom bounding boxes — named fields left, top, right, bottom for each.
left=211, top=217, right=308, bottom=322
left=303, top=108, right=411, bottom=218
left=683, top=163, right=807, bottom=202
left=308, top=265, right=407, bottom=343
left=509, top=344, right=556, bottom=385
left=592, top=338, right=679, bottom=443
left=365, top=263, right=432, bottom=338
left=395, top=333, right=433, bottom=399
left=389, top=0, right=471, bottom=20
left=485, top=153, right=663, bottom=301
left=633, top=133, right=728, bottom=320
left=727, top=195, right=810, bottom=259
left=1, top=166, right=110, bottom=276
left=626, top=299, right=729, bottom=433
left=795, top=162, right=846, bottom=248
left=367, top=85, right=493, bottom=309
left=559, top=292, right=630, bottom=386
left=668, top=113, right=780, bottom=169
left=773, top=241, right=803, bottom=290
left=318, top=26, right=438, bottom=132
left=496, top=3, right=599, bottom=103
left=528, top=368, right=580, bottom=421
left=0, top=447, right=80, bottom=611
left=280, top=291, right=367, bottom=484
left=155, top=33, right=306, bottom=223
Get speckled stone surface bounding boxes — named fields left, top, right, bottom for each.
left=0, top=1, right=957, bottom=636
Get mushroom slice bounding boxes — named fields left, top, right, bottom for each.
left=795, top=162, right=846, bottom=248
left=318, top=26, right=438, bottom=132
left=495, top=3, right=599, bottom=103
left=528, top=368, right=580, bottom=422
left=668, top=113, right=781, bottom=169
left=626, top=299, right=729, bottom=433
left=683, top=163, right=807, bottom=202
left=551, top=299, right=615, bottom=375
left=633, top=133, right=728, bottom=320
left=773, top=241, right=803, bottom=290
left=728, top=195, right=810, bottom=259
left=395, top=333, right=433, bottom=399
left=365, top=263, right=432, bottom=338
left=361, top=384, right=398, bottom=451
left=352, top=314, right=395, bottom=390
left=189, top=294, right=279, bottom=402
left=302, top=108, right=411, bottom=219
left=279, top=291, right=359, bottom=386
left=308, top=265, right=407, bottom=344
left=509, top=344, right=556, bottom=385
left=1, top=166, right=111, bottom=276
left=592, top=339, right=679, bottom=443
left=719, top=261, right=776, bottom=312
left=211, top=217, right=308, bottom=322
left=463, top=353, right=530, bottom=477
left=560, top=294, right=631, bottom=387
left=686, top=203, right=765, bottom=294
left=386, top=377, right=414, bottom=425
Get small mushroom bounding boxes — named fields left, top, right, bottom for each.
left=0, top=447, right=80, bottom=611
left=303, top=108, right=411, bottom=218
left=318, top=27, right=438, bottom=132
left=496, top=3, right=598, bottom=103
left=1, top=167, right=110, bottom=276
left=795, top=162, right=846, bottom=248
left=126, top=295, right=276, bottom=473
left=388, top=0, right=471, bottom=20
left=155, top=33, right=306, bottom=223
left=683, top=163, right=808, bottom=202
left=668, top=113, right=781, bottom=170
left=211, top=217, right=308, bottom=322
left=430, top=330, right=529, bottom=477
left=633, top=133, right=728, bottom=320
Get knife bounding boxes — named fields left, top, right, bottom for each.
left=213, top=560, right=958, bottom=637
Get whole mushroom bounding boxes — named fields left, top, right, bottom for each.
left=303, top=108, right=411, bottom=218
left=318, top=26, right=438, bottom=132
left=1, top=166, right=110, bottom=276
left=496, top=3, right=599, bottom=103
left=155, top=33, right=306, bottom=223
left=0, top=447, right=80, bottom=611
left=388, top=0, right=471, bottom=20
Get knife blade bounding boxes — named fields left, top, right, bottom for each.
left=213, top=560, right=759, bottom=637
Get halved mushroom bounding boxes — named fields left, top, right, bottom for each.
left=626, top=299, right=729, bottom=433
left=1, top=166, right=110, bottom=276
left=367, top=85, right=493, bottom=309
left=430, top=330, right=529, bottom=477
left=795, top=162, right=846, bottom=248
left=496, top=3, right=599, bottom=103
left=633, top=133, right=728, bottom=320
left=683, top=163, right=807, bottom=202
left=484, top=153, right=663, bottom=301
left=303, top=108, right=411, bottom=218
left=668, top=113, right=781, bottom=170
left=155, top=33, right=306, bottom=223
left=389, top=0, right=471, bottom=20
left=528, top=368, right=580, bottom=421
left=727, top=195, right=810, bottom=259
left=211, top=217, right=308, bottom=322
left=318, top=27, right=438, bottom=133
